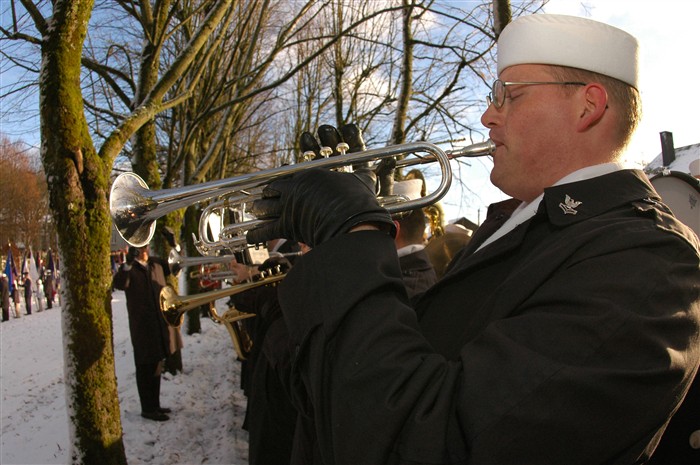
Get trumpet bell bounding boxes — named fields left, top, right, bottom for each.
left=110, top=172, right=157, bottom=248
left=160, top=286, right=185, bottom=328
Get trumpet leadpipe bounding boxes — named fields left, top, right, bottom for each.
left=395, top=139, right=496, bottom=169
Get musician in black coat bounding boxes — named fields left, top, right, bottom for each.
left=246, top=14, right=700, bottom=465
left=230, top=247, right=301, bottom=465
left=394, top=207, right=437, bottom=300
left=112, top=245, right=172, bottom=421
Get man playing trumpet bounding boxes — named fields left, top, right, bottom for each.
left=246, top=13, right=700, bottom=465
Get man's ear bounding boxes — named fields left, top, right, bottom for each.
left=576, top=83, right=608, bottom=132
left=393, top=220, right=401, bottom=239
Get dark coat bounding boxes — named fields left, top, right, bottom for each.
left=23, top=278, right=32, bottom=300
left=43, top=274, right=54, bottom=298
left=112, top=257, right=171, bottom=365
left=648, top=370, right=700, bottom=464
left=1, top=276, right=10, bottom=310
left=1, top=276, right=10, bottom=320
left=233, top=279, right=298, bottom=465
left=398, top=247, right=438, bottom=300
left=277, top=169, right=700, bottom=465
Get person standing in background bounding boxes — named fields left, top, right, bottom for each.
left=112, top=245, right=173, bottom=421
left=43, top=270, right=54, bottom=309
left=22, top=272, right=32, bottom=315
left=1, top=273, right=10, bottom=321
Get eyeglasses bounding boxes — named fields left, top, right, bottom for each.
left=486, top=79, right=586, bottom=109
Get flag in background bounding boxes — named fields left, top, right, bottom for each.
left=25, top=248, right=43, bottom=311
left=25, top=248, right=40, bottom=284
left=4, top=247, right=14, bottom=294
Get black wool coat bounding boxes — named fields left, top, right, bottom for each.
left=277, top=169, right=700, bottom=465
left=398, top=248, right=438, bottom=300
left=112, top=258, right=171, bottom=365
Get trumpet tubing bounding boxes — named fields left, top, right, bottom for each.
left=189, top=267, right=237, bottom=282
left=110, top=139, right=495, bottom=248
left=216, top=307, right=255, bottom=360
left=160, top=272, right=286, bottom=328
left=168, top=248, right=237, bottom=276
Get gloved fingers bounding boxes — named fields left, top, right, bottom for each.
left=300, top=131, right=322, bottom=160
left=259, top=176, right=296, bottom=200
left=341, top=123, right=371, bottom=170
left=375, top=157, right=396, bottom=196
left=340, top=123, right=366, bottom=153
left=317, top=125, right=345, bottom=157
left=260, top=256, right=292, bottom=275
left=246, top=220, right=282, bottom=246
left=250, top=197, right=282, bottom=220
left=374, top=157, right=396, bottom=177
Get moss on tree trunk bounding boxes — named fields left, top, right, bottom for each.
left=40, top=1, right=127, bottom=463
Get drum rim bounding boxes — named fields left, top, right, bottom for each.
left=649, top=170, right=700, bottom=193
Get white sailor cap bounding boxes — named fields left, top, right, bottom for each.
left=393, top=179, right=424, bottom=201
left=497, top=14, right=639, bottom=89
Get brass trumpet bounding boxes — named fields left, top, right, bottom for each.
left=110, top=140, right=495, bottom=249
left=160, top=270, right=285, bottom=328
left=160, top=268, right=285, bottom=360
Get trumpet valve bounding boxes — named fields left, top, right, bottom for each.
left=303, top=150, right=316, bottom=162
left=320, top=146, right=333, bottom=158
left=257, top=264, right=283, bottom=280
left=336, top=142, right=349, bottom=156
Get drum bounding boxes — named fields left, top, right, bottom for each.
left=650, top=171, right=700, bottom=236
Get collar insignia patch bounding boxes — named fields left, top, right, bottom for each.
left=559, top=195, right=582, bottom=215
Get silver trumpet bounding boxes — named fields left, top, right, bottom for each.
left=189, top=265, right=238, bottom=282
left=167, top=248, right=237, bottom=276
left=110, top=140, right=495, bottom=250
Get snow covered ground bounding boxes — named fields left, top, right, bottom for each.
left=1, top=291, right=249, bottom=465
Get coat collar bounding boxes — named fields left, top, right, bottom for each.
left=439, top=169, right=657, bottom=281
left=540, top=169, right=658, bottom=226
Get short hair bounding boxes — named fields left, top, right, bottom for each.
left=398, top=208, right=427, bottom=244
left=547, top=65, right=642, bottom=152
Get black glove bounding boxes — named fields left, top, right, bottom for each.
left=258, top=256, right=292, bottom=277
left=302, top=123, right=386, bottom=195
left=375, top=157, right=396, bottom=196
left=126, top=246, right=140, bottom=265
left=300, top=123, right=373, bottom=171
left=300, top=124, right=355, bottom=159
left=246, top=168, right=395, bottom=248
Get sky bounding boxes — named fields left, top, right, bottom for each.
left=2, top=1, right=698, bottom=224
left=437, top=0, right=700, bottom=223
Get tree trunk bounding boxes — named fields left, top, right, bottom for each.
left=391, top=0, right=414, bottom=145
left=492, top=0, right=512, bottom=38
left=184, top=145, right=203, bottom=335
left=39, top=1, right=127, bottom=463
